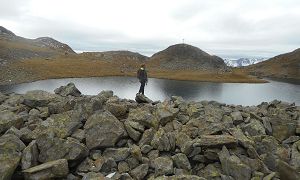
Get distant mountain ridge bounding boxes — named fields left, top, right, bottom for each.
left=81, top=50, right=148, bottom=62
left=148, top=44, right=228, bottom=71
left=0, top=26, right=75, bottom=62
left=243, top=48, right=300, bottom=80
left=224, top=57, right=267, bottom=67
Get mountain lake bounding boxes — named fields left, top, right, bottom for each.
left=0, top=76, right=299, bottom=106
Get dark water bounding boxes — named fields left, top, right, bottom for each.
left=0, top=77, right=299, bottom=106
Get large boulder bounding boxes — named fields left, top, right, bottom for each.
left=194, top=135, right=237, bottom=148
left=54, top=82, right=81, bottom=97
left=36, top=134, right=88, bottom=164
left=106, top=102, right=128, bottom=119
left=155, top=103, right=179, bottom=125
left=22, top=140, right=39, bottom=170
left=218, top=146, right=252, bottom=180
left=0, top=134, right=26, bottom=180
left=242, top=119, right=266, bottom=136
left=23, top=159, right=69, bottom=180
left=33, top=110, right=82, bottom=139
left=23, top=90, right=59, bottom=108
left=0, top=110, right=23, bottom=134
left=84, top=110, right=126, bottom=149
left=128, top=108, right=159, bottom=129
left=291, top=140, right=300, bottom=171
left=135, top=94, right=153, bottom=104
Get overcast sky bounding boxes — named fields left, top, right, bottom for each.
left=1, top=0, right=300, bottom=58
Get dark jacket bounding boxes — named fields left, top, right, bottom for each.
left=137, top=68, right=148, bottom=83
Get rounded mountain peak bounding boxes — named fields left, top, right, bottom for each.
left=150, top=43, right=227, bottom=71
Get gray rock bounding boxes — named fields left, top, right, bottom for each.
left=128, top=108, right=159, bottom=129
left=230, top=111, right=243, bottom=125
left=218, top=146, right=252, bottom=180
left=277, top=160, right=300, bottom=180
left=71, top=129, right=85, bottom=142
left=155, top=104, right=179, bottom=125
left=153, top=156, right=173, bottom=177
left=33, top=110, right=82, bottom=139
left=242, top=119, right=266, bottom=136
left=124, top=120, right=143, bottom=141
left=54, top=82, right=81, bottom=97
left=0, top=134, right=25, bottom=180
left=138, top=128, right=156, bottom=147
left=282, top=136, right=300, bottom=144
left=106, top=102, right=128, bottom=119
left=135, top=94, right=153, bottom=103
left=194, top=135, right=237, bottom=148
left=291, top=140, right=300, bottom=171
left=82, top=172, right=106, bottom=180
left=272, top=120, right=296, bottom=142
left=36, top=134, right=88, bottom=163
left=23, top=159, right=69, bottom=180
left=0, top=110, right=23, bottom=134
left=154, top=175, right=206, bottom=180
left=118, top=161, right=130, bottom=173
left=141, top=144, right=153, bottom=154
left=172, top=153, right=191, bottom=171
left=23, top=90, right=58, bottom=108
left=228, top=127, right=255, bottom=148
left=151, top=128, right=176, bottom=151
left=22, top=140, right=39, bottom=170
left=129, top=164, right=149, bottom=180
left=130, top=144, right=143, bottom=161
left=84, top=110, right=126, bottom=149
left=102, top=148, right=130, bottom=162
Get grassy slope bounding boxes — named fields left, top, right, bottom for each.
left=4, top=54, right=266, bottom=85
left=241, top=49, right=300, bottom=80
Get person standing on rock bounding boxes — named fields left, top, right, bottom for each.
left=137, top=64, right=148, bottom=95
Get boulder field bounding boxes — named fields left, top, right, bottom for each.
left=0, top=82, right=300, bottom=180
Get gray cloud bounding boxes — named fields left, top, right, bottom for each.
left=0, top=0, right=300, bottom=58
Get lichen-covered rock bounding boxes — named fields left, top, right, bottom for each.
left=128, top=108, right=159, bottom=129
left=36, top=134, right=88, bottom=163
left=23, top=90, right=59, bottom=108
left=33, top=110, right=82, bottom=139
left=151, top=128, right=176, bottom=151
left=22, top=140, right=39, bottom=170
left=106, top=102, right=128, bottom=119
left=23, top=159, right=69, bottom=180
left=172, top=153, right=191, bottom=171
left=0, top=134, right=25, bottom=180
left=129, top=164, right=149, bottom=180
left=218, top=146, right=252, bottom=180
left=0, top=110, right=23, bottom=134
left=54, top=82, right=81, bottom=97
left=84, top=110, right=126, bottom=149
left=242, top=119, right=266, bottom=136
left=102, top=148, right=130, bottom=162
left=155, top=103, right=179, bottom=125
left=153, top=156, right=173, bottom=177
left=194, top=135, right=237, bottom=148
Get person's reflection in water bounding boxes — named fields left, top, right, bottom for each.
left=137, top=64, right=148, bottom=95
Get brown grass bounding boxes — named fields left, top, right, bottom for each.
left=10, top=55, right=267, bottom=84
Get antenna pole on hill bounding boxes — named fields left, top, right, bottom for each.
left=182, top=38, right=185, bottom=44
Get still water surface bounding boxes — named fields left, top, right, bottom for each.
left=0, top=77, right=299, bottom=106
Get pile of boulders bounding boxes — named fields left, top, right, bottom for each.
left=0, top=83, right=300, bottom=180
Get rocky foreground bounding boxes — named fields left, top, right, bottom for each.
left=1, top=83, right=300, bottom=180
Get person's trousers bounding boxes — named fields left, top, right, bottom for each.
left=138, top=81, right=146, bottom=95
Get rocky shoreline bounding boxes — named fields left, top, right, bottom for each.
left=1, top=83, right=300, bottom=180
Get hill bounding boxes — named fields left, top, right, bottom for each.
left=0, top=26, right=75, bottom=63
left=148, top=44, right=228, bottom=71
left=243, top=48, right=300, bottom=80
